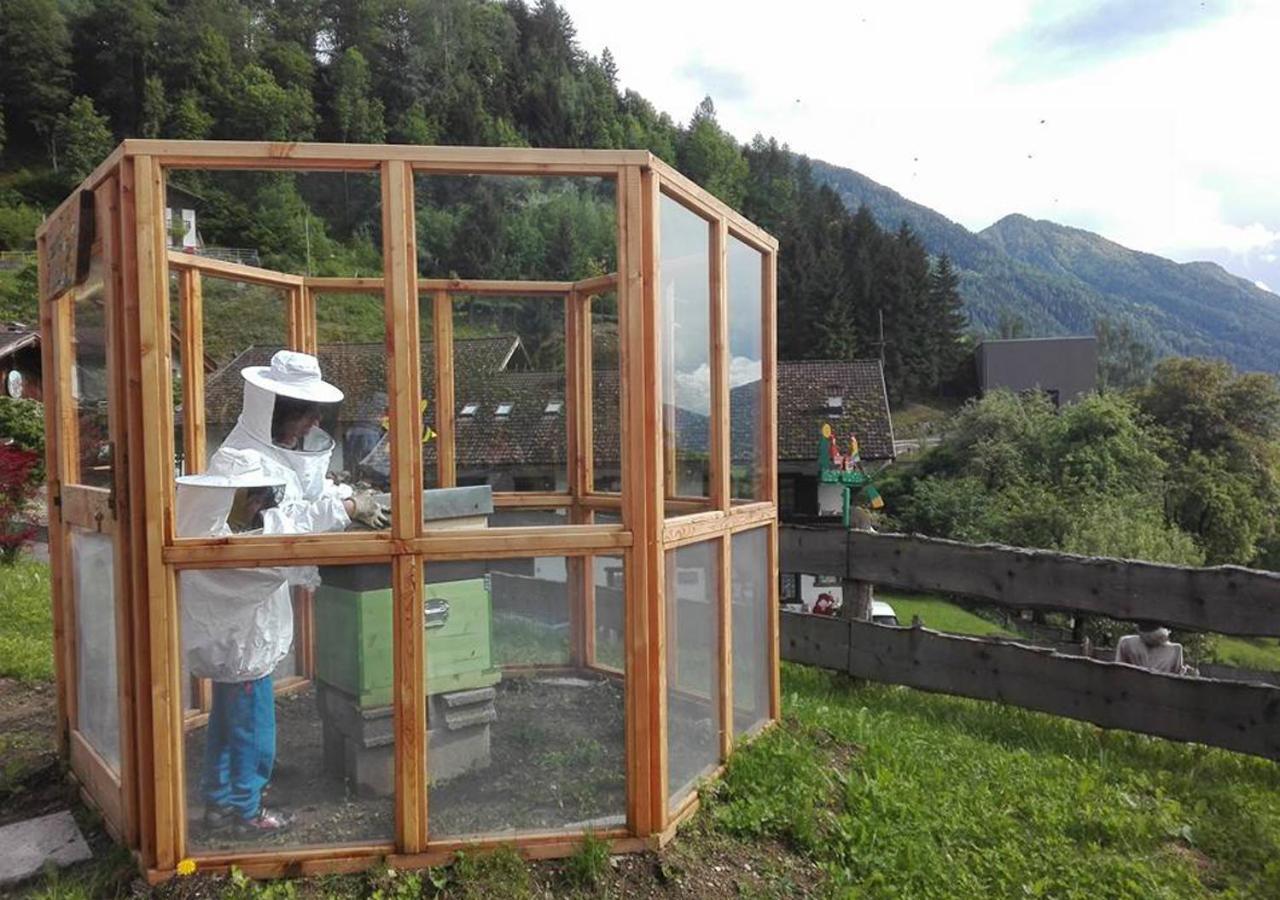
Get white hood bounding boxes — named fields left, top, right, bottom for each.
left=176, top=484, right=234, bottom=538
left=177, top=450, right=295, bottom=682
left=229, top=381, right=338, bottom=499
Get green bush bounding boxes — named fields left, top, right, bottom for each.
left=0, top=396, right=45, bottom=481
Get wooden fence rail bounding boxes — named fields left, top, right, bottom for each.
left=781, top=613, right=1280, bottom=760
left=780, top=526, right=1280, bottom=638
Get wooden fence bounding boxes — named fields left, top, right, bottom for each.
left=779, top=526, right=1280, bottom=760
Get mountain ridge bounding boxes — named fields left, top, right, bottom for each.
left=809, top=159, right=1280, bottom=372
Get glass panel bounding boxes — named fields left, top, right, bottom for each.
left=165, top=170, right=384, bottom=518
left=71, top=527, right=120, bottom=771
left=731, top=528, right=770, bottom=737
left=426, top=555, right=626, bottom=838
left=313, top=292, right=393, bottom=486
left=451, top=297, right=567, bottom=493
left=70, top=261, right=111, bottom=488
left=413, top=175, right=616, bottom=282
left=666, top=540, right=720, bottom=806
left=590, top=290, right=622, bottom=493
left=165, top=171, right=383, bottom=276
left=660, top=194, right=712, bottom=504
left=728, top=238, right=765, bottom=501
left=592, top=553, right=625, bottom=671
left=487, top=508, right=568, bottom=528
left=181, top=561, right=395, bottom=852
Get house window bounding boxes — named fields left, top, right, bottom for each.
left=825, top=396, right=844, bottom=414
left=460, top=403, right=478, bottom=417
left=544, top=400, right=563, bottom=415
left=495, top=402, right=512, bottom=417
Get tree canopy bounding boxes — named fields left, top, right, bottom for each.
left=0, top=0, right=967, bottom=401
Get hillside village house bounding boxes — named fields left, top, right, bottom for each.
left=976, top=335, right=1098, bottom=406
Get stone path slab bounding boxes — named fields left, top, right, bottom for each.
left=0, top=810, right=92, bottom=886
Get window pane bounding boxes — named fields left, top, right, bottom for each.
left=426, top=555, right=626, bottom=839
left=731, top=528, right=770, bottom=737
left=452, top=297, right=567, bottom=493
left=71, top=528, right=120, bottom=771
left=71, top=262, right=111, bottom=488
left=666, top=540, right=720, bottom=806
left=181, top=561, right=395, bottom=852
left=592, top=553, right=625, bottom=671
left=660, top=194, right=712, bottom=504
left=413, top=175, right=616, bottom=282
left=165, top=169, right=384, bottom=509
left=314, top=292, right=393, bottom=486
left=728, top=238, right=765, bottom=501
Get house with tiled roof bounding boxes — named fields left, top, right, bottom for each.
left=197, top=340, right=894, bottom=513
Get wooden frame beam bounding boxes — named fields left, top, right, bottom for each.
left=166, top=250, right=304, bottom=288
left=381, top=159, right=428, bottom=852
left=433, top=289, right=455, bottom=488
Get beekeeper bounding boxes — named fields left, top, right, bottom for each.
left=177, top=448, right=297, bottom=834
left=219, top=349, right=389, bottom=547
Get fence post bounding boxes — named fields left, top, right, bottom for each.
left=840, top=578, right=874, bottom=621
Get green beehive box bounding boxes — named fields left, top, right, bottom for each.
left=315, top=567, right=500, bottom=708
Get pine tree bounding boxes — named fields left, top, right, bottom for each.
left=140, top=76, right=167, bottom=139
left=925, top=254, right=966, bottom=391
left=58, top=96, right=114, bottom=183
left=330, top=48, right=386, bottom=143
left=0, top=0, right=71, bottom=159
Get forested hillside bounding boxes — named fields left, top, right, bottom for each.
left=0, top=0, right=966, bottom=401
left=811, top=159, right=1280, bottom=372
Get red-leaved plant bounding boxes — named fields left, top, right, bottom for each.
left=0, top=443, right=40, bottom=564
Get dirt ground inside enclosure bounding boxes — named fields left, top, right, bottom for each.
left=183, top=672, right=643, bottom=848
left=183, top=685, right=395, bottom=851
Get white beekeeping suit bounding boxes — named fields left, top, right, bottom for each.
left=216, top=350, right=363, bottom=587
left=177, top=448, right=294, bottom=682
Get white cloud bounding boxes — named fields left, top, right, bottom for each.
left=669, top=356, right=761, bottom=415
left=561, top=0, right=1280, bottom=274
left=1255, top=280, right=1273, bottom=293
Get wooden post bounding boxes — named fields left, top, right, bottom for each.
left=710, top=220, right=729, bottom=511
left=718, top=533, right=733, bottom=759
left=179, top=269, right=206, bottom=473
left=381, top=160, right=427, bottom=852
left=132, top=155, right=183, bottom=869
left=432, top=289, right=455, bottom=488
left=36, top=234, right=71, bottom=758
left=620, top=163, right=664, bottom=836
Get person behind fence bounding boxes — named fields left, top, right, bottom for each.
left=1115, top=621, right=1189, bottom=675
left=177, top=449, right=295, bottom=836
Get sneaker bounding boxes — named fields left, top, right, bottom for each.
left=235, top=806, right=296, bottom=835
left=202, top=805, right=235, bottom=832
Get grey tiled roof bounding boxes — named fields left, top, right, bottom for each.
left=201, top=341, right=894, bottom=470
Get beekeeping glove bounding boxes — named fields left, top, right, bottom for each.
left=349, top=491, right=390, bottom=529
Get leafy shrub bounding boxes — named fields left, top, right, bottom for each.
left=0, top=443, right=40, bottom=562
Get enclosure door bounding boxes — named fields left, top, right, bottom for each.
left=48, top=175, right=132, bottom=838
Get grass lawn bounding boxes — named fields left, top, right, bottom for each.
left=1211, top=636, right=1280, bottom=672
left=0, top=558, right=53, bottom=681
left=708, top=664, right=1280, bottom=898
left=876, top=591, right=1017, bottom=638
left=7, top=562, right=1279, bottom=898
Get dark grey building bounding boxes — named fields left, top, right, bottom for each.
left=976, top=336, right=1097, bottom=407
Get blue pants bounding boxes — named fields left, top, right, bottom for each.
left=202, top=676, right=275, bottom=820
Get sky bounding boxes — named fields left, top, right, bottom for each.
left=560, top=0, right=1280, bottom=292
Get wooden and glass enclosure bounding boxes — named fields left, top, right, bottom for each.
left=36, top=140, right=779, bottom=880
